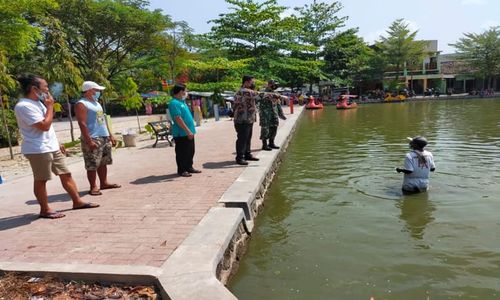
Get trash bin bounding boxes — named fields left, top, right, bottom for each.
left=122, top=134, right=137, bottom=147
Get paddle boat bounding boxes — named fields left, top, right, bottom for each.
left=384, top=93, right=406, bottom=102
left=305, top=96, right=324, bottom=109
left=336, top=94, right=358, bottom=110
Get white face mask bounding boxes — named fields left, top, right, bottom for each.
left=37, top=92, right=47, bottom=101
left=35, top=87, right=47, bottom=101
left=181, top=93, right=187, bottom=100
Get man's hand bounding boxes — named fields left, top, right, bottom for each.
left=109, top=135, right=117, bottom=147
left=187, top=133, right=194, bottom=140
left=44, top=93, right=55, bottom=107
left=86, top=138, right=98, bottom=151
left=59, top=144, right=66, bottom=155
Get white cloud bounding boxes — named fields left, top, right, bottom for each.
left=461, top=0, right=487, bottom=5
left=481, top=20, right=499, bottom=29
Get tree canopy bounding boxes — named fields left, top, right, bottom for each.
left=376, top=19, right=427, bottom=81
left=451, top=26, right=500, bottom=89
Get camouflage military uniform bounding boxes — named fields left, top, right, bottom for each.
left=257, top=88, right=275, bottom=140
left=269, top=95, right=286, bottom=142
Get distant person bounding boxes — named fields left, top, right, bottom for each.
left=396, top=136, right=436, bottom=193
left=145, top=100, right=153, bottom=115
left=75, top=81, right=120, bottom=195
left=233, top=75, right=260, bottom=165
left=53, top=101, right=63, bottom=121
left=14, top=74, right=99, bottom=218
left=168, top=83, right=201, bottom=177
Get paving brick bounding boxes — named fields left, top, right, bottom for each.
left=0, top=114, right=289, bottom=267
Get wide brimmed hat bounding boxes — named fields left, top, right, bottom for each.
left=407, top=136, right=428, bottom=147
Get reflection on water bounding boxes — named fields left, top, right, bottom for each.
left=397, top=193, right=435, bottom=240
left=231, top=99, right=500, bottom=300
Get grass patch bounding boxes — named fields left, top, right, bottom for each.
left=63, top=140, right=81, bottom=149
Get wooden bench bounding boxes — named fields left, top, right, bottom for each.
left=147, top=120, right=173, bottom=148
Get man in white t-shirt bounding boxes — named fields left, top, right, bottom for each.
left=396, top=136, right=436, bottom=193
left=14, top=74, right=99, bottom=219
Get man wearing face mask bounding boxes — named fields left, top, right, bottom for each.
left=14, top=74, right=99, bottom=218
left=233, top=75, right=260, bottom=165
left=75, top=81, right=120, bottom=196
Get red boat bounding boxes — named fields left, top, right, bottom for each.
left=336, top=102, right=358, bottom=109
left=305, top=97, right=324, bottom=109
left=336, top=94, right=358, bottom=110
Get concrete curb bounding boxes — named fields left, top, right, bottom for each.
left=155, top=107, right=304, bottom=299
left=158, top=207, right=246, bottom=300
left=219, top=107, right=304, bottom=225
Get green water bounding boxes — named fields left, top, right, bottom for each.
left=230, top=99, right=500, bottom=300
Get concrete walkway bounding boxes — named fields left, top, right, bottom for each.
left=0, top=114, right=285, bottom=268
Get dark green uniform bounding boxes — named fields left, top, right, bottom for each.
left=258, top=88, right=286, bottom=149
left=269, top=96, right=286, bottom=142
left=257, top=89, right=275, bottom=140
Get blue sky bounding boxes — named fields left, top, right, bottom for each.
left=149, top=0, right=499, bottom=54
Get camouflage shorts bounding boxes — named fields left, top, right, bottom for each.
left=81, top=136, right=112, bottom=171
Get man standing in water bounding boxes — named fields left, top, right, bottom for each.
left=396, top=136, right=436, bottom=193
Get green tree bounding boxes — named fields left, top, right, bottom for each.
left=270, top=56, right=323, bottom=90
left=118, top=77, right=143, bottom=132
left=323, top=28, right=372, bottom=87
left=294, top=0, right=347, bottom=60
left=210, top=0, right=287, bottom=59
left=292, top=0, right=350, bottom=90
left=0, top=0, right=55, bottom=93
left=376, top=19, right=427, bottom=81
left=53, top=0, right=170, bottom=84
left=165, top=21, right=195, bottom=83
left=186, top=57, right=251, bottom=90
left=42, top=17, right=83, bottom=142
left=451, top=26, right=500, bottom=89
left=0, top=0, right=56, bottom=158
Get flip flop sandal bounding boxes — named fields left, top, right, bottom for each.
left=100, top=184, right=122, bottom=190
left=89, top=190, right=102, bottom=196
left=73, top=202, right=100, bottom=210
left=39, top=211, right=65, bottom=219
